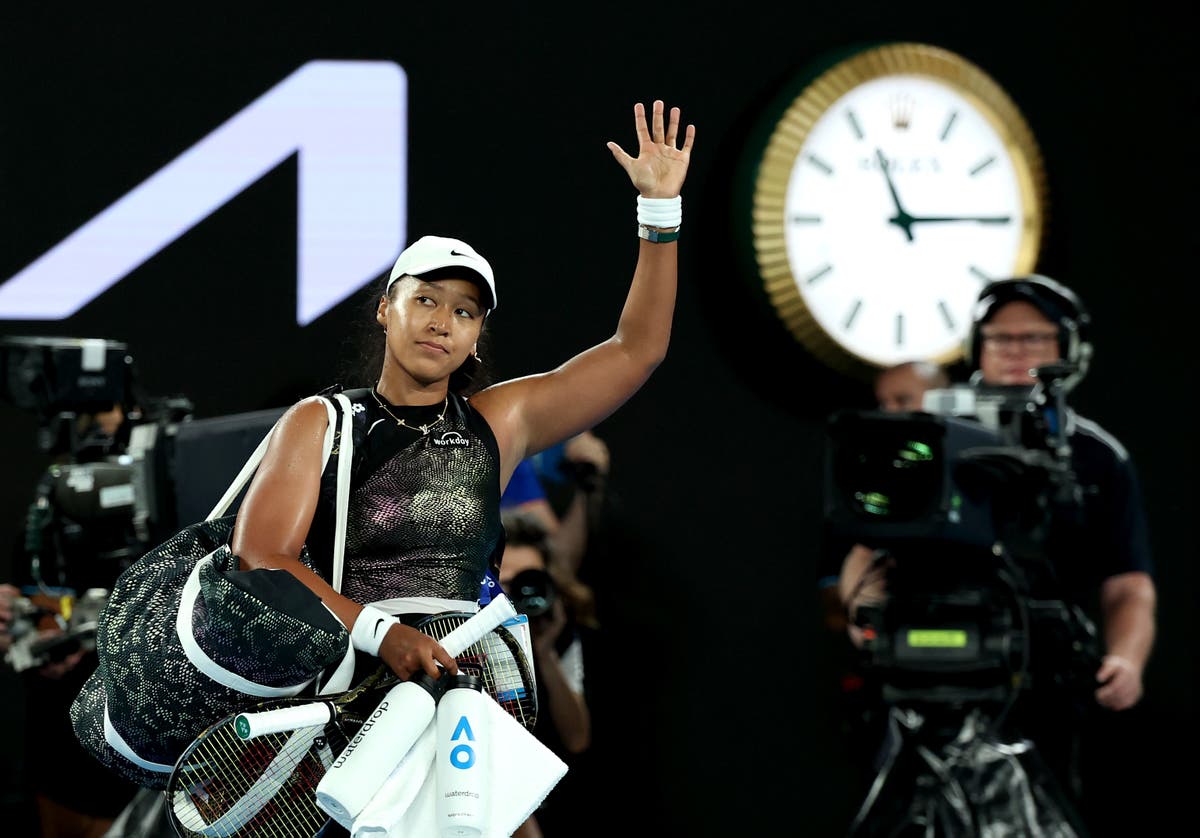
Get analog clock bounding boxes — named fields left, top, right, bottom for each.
left=739, top=42, right=1047, bottom=379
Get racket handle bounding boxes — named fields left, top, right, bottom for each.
left=439, top=594, right=517, bottom=657
left=235, top=701, right=333, bottom=739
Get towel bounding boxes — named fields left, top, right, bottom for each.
left=349, top=723, right=437, bottom=836
left=350, top=693, right=568, bottom=837
left=314, top=679, right=437, bottom=826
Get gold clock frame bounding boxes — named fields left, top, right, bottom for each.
left=749, top=42, right=1048, bottom=379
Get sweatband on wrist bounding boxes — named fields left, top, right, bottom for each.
left=636, top=195, right=682, bottom=228
left=351, top=605, right=400, bottom=656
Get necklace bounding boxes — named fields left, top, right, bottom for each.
left=371, top=388, right=448, bottom=435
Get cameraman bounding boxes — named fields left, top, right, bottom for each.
left=837, top=275, right=1156, bottom=836
left=966, top=275, right=1155, bottom=713
left=498, top=508, right=597, bottom=837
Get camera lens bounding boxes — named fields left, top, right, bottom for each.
left=508, top=568, right=556, bottom=618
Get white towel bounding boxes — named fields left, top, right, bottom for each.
left=349, top=723, right=437, bottom=836
left=350, top=693, right=568, bottom=837
left=315, top=680, right=437, bottom=827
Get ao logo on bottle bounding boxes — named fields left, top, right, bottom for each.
left=0, top=60, right=407, bottom=326
left=447, top=715, right=477, bottom=769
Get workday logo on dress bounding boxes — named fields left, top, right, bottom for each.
left=433, top=431, right=469, bottom=447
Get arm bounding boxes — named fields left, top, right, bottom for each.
left=531, top=601, right=591, bottom=754
left=1094, top=570, right=1156, bottom=711
left=230, top=397, right=457, bottom=681
left=549, top=492, right=588, bottom=576
left=472, top=100, right=695, bottom=479
left=547, top=431, right=610, bottom=574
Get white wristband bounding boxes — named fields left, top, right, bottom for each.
left=636, top=195, right=682, bottom=228
left=351, top=605, right=400, bottom=656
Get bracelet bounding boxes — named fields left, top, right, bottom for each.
left=636, top=195, right=682, bottom=228
left=637, top=224, right=680, bottom=243
left=351, top=604, right=400, bottom=656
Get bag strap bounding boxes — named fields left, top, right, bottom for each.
left=316, top=393, right=356, bottom=695
left=204, top=397, right=340, bottom=522
left=329, top=393, right=355, bottom=594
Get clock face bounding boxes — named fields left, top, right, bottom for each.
left=745, top=44, right=1046, bottom=378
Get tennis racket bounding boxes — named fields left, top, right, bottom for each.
left=165, top=594, right=535, bottom=838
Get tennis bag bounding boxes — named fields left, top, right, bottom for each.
left=70, top=394, right=359, bottom=789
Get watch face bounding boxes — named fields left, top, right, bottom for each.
left=746, top=44, right=1046, bottom=377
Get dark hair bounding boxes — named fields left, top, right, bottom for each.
left=501, top=508, right=553, bottom=558
left=500, top=508, right=599, bottom=629
left=338, top=275, right=494, bottom=395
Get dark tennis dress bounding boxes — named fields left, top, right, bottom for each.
left=306, top=386, right=504, bottom=606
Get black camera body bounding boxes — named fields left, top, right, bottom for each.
left=824, top=373, right=1102, bottom=707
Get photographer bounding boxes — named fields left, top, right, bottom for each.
left=499, top=508, right=597, bottom=837
left=835, top=275, right=1156, bottom=836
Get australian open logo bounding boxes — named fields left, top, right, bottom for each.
left=433, top=431, right=470, bottom=447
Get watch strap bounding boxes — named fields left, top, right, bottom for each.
left=637, top=224, right=680, bottom=243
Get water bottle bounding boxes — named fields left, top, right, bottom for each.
left=436, top=672, right=489, bottom=837
left=315, top=670, right=442, bottom=824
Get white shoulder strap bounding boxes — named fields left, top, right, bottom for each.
left=329, top=393, right=355, bottom=594
left=204, top=398, right=340, bottom=522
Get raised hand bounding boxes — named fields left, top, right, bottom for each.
left=607, top=100, right=695, bottom=199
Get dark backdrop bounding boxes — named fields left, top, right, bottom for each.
left=1, top=4, right=1194, bottom=836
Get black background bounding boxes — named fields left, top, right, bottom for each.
left=0, top=3, right=1195, bottom=835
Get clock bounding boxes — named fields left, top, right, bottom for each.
left=738, top=42, right=1047, bottom=379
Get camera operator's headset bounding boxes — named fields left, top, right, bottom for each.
left=964, top=274, right=1093, bottom=393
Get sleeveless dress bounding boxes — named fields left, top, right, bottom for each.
left=305, top=386, right=504, bottom=606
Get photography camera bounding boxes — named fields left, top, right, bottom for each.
left=823, top=364, right=1102, bottom=707
left=508, top=568, right=558, bottom=619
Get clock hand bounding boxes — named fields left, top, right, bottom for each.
left=907, top=214, right=1012, bottom=224
left=875, top=148, right=914, bottom=242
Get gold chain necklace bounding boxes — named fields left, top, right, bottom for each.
left=371, top=389, right=448, bottom=435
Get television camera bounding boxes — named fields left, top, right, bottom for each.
left=823, top=362, right=1103, bottom=708
left=0, top=336, right=196, bottom=671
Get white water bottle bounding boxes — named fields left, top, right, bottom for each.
left=436, top=673, right=490, bottom=837
left=314, top=670, right=442, bottom=825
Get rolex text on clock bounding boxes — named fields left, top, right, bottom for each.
left=747, top=43, right=1047, bottom=377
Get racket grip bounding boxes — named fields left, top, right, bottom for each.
left=235, top=701, right=333, bottom=740
left=439, top=593, right=517, bottom=657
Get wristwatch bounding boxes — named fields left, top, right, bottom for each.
left=637, top=224, right=680, bottom=243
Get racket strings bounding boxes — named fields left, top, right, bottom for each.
left=421, top=618, right=537, bottom=729
left=168, top=614, right=536, bottom=838
left=172, top=719, right=345, bottom=837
